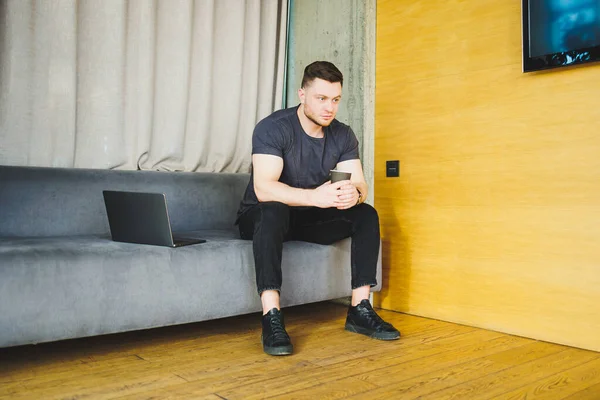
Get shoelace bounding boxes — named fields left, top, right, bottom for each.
left=358, top=303, right=391, bottom=328
left=270, top=316, right=289, bottom=340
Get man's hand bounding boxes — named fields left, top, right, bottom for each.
left=310, top=180, right=347, bottom=208
left=335, top=181, right=360, bottom=210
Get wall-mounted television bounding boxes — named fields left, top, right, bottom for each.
left=522, top=0, right=600, bottom=72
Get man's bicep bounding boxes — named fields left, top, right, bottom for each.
left=253, top=154, right=284, bottom=184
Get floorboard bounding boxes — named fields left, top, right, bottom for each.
left=0, top=302, right=598, bottom=400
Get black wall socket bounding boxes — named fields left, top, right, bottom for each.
left=386, top=160, right=399, bottom=177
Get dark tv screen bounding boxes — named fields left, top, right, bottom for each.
left=523, top=0, right=600, bottom=72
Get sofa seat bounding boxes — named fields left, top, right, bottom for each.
left=0, top=229, right=368, bottom=347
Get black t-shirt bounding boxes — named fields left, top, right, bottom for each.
left=237, top=105, right=360, bottom=219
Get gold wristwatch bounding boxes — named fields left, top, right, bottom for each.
left=356, top=188, right=363, bottom=206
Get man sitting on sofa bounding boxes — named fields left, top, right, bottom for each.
left=237, top=61, right=400, bottom=356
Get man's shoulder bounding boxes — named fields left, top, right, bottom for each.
left=256, top=106, right=297, bottom=132
left=252, top=107, right=298, bottom=154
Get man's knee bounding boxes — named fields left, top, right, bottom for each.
left=258, top=201, right=289, bottom=219
left=256, top=202, right=290, bottom=230
left=352, top=203, right=380, bottom=237
left=356, top=203, right=379, bottom=225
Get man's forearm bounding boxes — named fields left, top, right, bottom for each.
left=255, top=181, right=315, bottom=207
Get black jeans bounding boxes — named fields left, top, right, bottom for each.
left=238, top=202, right=380, bottom=295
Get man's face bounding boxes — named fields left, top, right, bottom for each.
left=298, top=78, right=342, bottom=127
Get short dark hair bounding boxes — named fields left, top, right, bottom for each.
left=301, top=61, right=343, bottom=88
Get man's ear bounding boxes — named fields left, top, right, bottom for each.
left=298, top=88, right=305, bottom=104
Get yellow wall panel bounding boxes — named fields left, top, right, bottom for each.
left=374, top=0, right=600, bottom=351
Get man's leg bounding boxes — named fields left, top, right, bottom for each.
left=238, top=202, right=294, bottom=355
left=290, top=204, right=400, bottom=340
left=291, top=203, right=380, bottom=291
left=239, top=201, right=290, bottom=303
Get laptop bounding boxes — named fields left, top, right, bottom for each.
left=102, top=190, right=206, bottom=248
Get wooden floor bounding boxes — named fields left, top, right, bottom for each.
left=1, top=302, right=599, bottom=400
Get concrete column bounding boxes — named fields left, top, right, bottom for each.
left=286, top=0, right=376, bottom=203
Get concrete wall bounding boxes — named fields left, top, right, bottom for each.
left=286, top=0, right=376, bottom=201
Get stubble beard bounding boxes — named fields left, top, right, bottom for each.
left=303, top=106, right=333, bottom=128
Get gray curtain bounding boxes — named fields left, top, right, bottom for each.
left=0, top=0, right=287, bottom=172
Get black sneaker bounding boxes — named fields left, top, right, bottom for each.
left=345, top=299, right=401, bottom=340
left=261, top=308, right=293, bottom=356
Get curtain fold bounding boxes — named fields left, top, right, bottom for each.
left=0, top=0, right=287, bottom=172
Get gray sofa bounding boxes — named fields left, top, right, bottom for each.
left=0, top=165, right=381, bottom=348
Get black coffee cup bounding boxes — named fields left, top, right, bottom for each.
left=330, top=170, right=352, bottom=183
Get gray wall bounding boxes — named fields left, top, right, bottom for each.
left=286, top=0, right=376, bottom=201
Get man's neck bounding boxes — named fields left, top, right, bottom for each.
left=297, top=105, right=324, bottom=138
